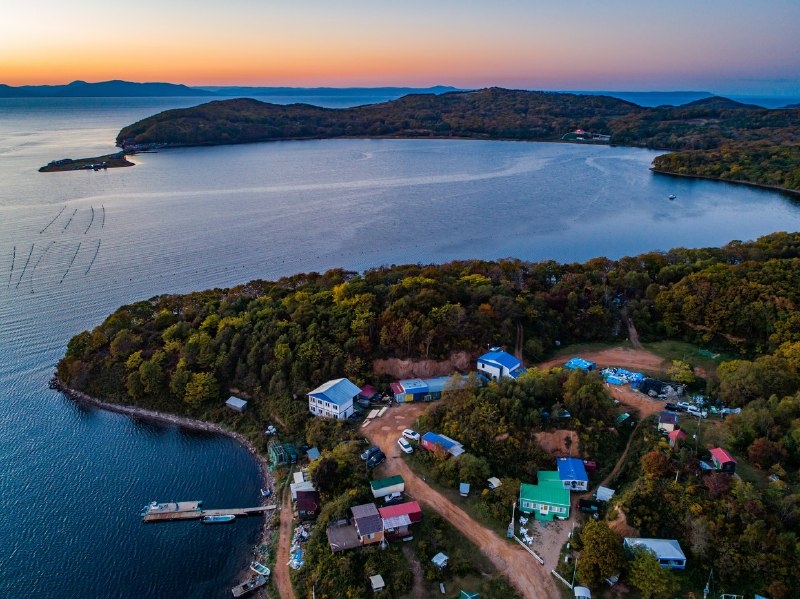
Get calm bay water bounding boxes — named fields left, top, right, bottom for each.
left=1, top=95, right=800, bottom=598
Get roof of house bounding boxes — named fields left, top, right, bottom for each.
left=225, top=396, right=247, bottom=409
left=296, top=490, right=320, bottom=512
left=668, top=429, right=687, bottom=441
left=596, top=486, right=615, bottom=502
left=359, top=384, right=378, bottom=399
left=306, top=447, right=321, bottom=461
left=352, top=503, right=383, bottom=536
left=624, top=538, right=686, bottom=561
left=379, top=501, right=421, bottom=520
left=370, top=475, right=404, bottom=491
left=369, top=575, right=385, bottom=591
left=307, top=378, right=360, bottom=406
left=393, top=375, right=466, bottom=394
left=520, top=482, right=571, bottom=507
left=557, top=457, right=588, bottom=481
left=710, top=447, right=737, bottom=464
left=658, top=412, right=679, bottom=424
left=478, top=350, right=521, bottom=369
left=421, top=432, right=465, bottom=456
left=537, top=471, right=563, bottom=487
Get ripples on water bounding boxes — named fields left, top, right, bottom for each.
left=1, top=97, right=800, bottom=597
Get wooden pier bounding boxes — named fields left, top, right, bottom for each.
left=141, top=501, right=277, bottom=523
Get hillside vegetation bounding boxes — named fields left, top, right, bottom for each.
left=116, top=88, right=800, bottom=193
left=56, top=231, right=800, bottom=597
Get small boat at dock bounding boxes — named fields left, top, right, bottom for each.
left=231, top=575, right=267, bottom=597
left=201, top=514, right=236, bottom=524
left=260, top=488, right=271, bottom=498
left=249, top=561, right=270, bottom=577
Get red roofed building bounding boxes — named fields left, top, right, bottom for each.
left=709, top=447, right=737, bottom=474
left=668, top=429, right=686, bottom=448
left=379, top=501, right=422, bottom=538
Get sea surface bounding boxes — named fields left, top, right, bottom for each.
left=1, top=95, right=800, bottom=598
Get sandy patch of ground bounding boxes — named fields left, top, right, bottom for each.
left=273, top=489, right=297, bottom=599
left=535, top=429, right=579, bottom=456
left=537, top=346, right=667, bottom=374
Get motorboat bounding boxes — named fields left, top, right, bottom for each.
left=201, top=514, right=236, bottom=524
left=249, top=561, right=271, bottom=577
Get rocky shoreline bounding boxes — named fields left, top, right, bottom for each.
left=50, top=377, right=277, bottom=596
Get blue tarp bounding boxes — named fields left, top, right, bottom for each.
left=564, top=357, right=596, bottom=371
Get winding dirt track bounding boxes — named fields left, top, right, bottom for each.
left=365, top=405, right=559, bottom=599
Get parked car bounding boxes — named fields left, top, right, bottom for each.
left=397, top=437, right=413, bottom=454
left=361, top=445, right=381, bottom=461
left=676, top=401, right=692, bottom=411
left=367, top=450, right=386, bottom=468
left=687, top=405, right=708, bottom=418
left=664, top=402, right=685, bottom=412
left=384, top=492, right=404, bottom=505
left=402, top=429, right=420, bottom=442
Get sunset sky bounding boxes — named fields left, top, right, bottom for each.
left=3, top=0, right=799, bottom=95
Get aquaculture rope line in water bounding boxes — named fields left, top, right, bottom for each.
left=60, top=242, right=81, bottom=284
left=15, top=244, right=34, bottom=289
left=85, top=239, right=101, bottom=275
left=84, top=206, right=94, bottom=235
left=40, top=205, right=66, bottom=234
left=7, top=245, right=15, bottom=288
left=62, top=208, right=77, bottom=232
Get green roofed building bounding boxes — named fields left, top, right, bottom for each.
left=370, top=475, right=405, bottom=499
left=519, top=474, right=571, bottom=522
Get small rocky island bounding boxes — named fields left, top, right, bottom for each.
left=39, top=151, right=134, bottom=173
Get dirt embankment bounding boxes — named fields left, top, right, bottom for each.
left=372, top=351, right=472, bottom=379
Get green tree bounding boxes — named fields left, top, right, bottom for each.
left=665, top=359, right=696, bottom=386
left=628, top=546, right=677, bottom=598
left=183, top=371, right=218, bottom=406
left=576, top=520, right=625, bottom=586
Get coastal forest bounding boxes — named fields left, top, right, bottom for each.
left=116, top=88, right=800, bottom=193
left=56, top=231, right=800, bottom=597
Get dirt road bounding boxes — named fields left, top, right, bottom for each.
left=273, top=489, right=297, bottom=599
left=365, top=404, right=560, bottom=599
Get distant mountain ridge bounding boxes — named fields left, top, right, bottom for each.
left=0, top=80, right=460, bottom=98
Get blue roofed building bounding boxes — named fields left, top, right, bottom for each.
left=556, top=457, right=589, bottom=491
left=390, top=375, right=470, bottom=403
left=307, top=377, right=361, bottom=420
left=477, top=349, right=526, bottom=381
left=420, top=432, right=465, bottom=458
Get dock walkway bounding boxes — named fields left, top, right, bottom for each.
left=142, top=501, right=276, bottom=523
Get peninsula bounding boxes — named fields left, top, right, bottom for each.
left=115, top=87, right=800, bottom=193
left=39, top=152, right=134, bottom=172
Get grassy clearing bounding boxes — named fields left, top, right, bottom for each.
left=641, top=340, right=734, bottom=377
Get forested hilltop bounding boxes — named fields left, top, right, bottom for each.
left=116, top=87, right=800, bottom=193
left=57, top=232, right=800, bottom=597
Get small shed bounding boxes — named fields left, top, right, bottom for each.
left=623, top=538, right=686, bottom=569
left=459, top=482, right=470, bottom=497
left=370, top=475, right=405, bottom=499
left=421, top=432, right=464, bottom=458
left=432, top=552, right=449, bottom=569
left=709, top=447, right=737, bottom=474
left=596, top=486, right=615, bottom=502
left=225, top=396, right=248, bottom=412
left=668, top=429, right=687, bottom=448
left=369, top=574, right=385, bottom=592
left=487, top=477, right=502, bottom=490
left=296, top=490, right=321, bottom=521
left=306, top=447, right=321, bottom=461
left=574, top=587, right=592, bottom=598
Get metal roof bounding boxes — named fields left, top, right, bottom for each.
left=520, top=482, right=571, bottom=507
left=308, top=378, right=361, bottom=406
left=659, top=411, right=679, bottom=424
left=557, top=457, right=588, bottom=482
left=710, top=447, right=736, bottom=464
left=379, top=501, right=421, bottom=520
left=370, top=475, right=404, bottom=491
left=225, top=396, right=247, bottom=409
left=624, top=538, right=686, bottom=561
left=478, top=350, right=521, bottom=370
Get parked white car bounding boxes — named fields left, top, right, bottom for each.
left=687, top=406, right=708, bottom=418
left=402, top=429, right=420, bottom=442
left=397, top=437, right=414, bottom=454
